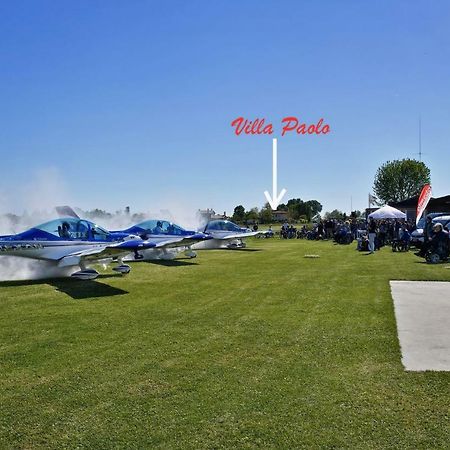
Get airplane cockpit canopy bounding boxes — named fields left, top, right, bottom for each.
left=205, top=220, right=244, bottom=232
left=35, top=218, right=110, bottom=241
left=134, top=220, right=187, bottom=235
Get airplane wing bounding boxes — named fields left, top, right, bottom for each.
left=58, top=240, right=156, bottom=266
left=216, top=231, right=261, bottom=240
left=152, top=234, right=212, bottom=249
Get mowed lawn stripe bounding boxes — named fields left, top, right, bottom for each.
left=0, top=239, right=449, bottom=449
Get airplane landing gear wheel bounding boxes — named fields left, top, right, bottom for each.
left=113, top=264, right=131, bottom=274
left=426, top=253, right=440, bottom=264
left=185, top=249, right=197, bottom=258
left=71, top=269, right=99, bottom=280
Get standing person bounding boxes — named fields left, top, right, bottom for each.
left=394, top=220, right=402, bottom=240
left=317, top=220, right=324, bottom=239
left=415, top=216, right=434, bottom=257
left=368, top=218, right=377, bottom=254
left=424, top=216, right=434, bottom=242
left=350, top=218, right=358, bottom=240
left=325, top=219, right=333, bottom=239
left=281, top=222, right=288, bottom=239
left=399, top=226, right=411, bottom=251
left=378, top=220, right=387, bottom=247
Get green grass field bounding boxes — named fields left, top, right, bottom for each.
left=1, top=239, right=449, bottom=449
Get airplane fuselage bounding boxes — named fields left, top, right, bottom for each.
left=0, top=239, right=115, bottom=264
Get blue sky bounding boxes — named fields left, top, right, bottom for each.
left=1, top=1, right=449, bottom=217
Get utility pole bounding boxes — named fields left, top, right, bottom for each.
left=418, top=115, right=422, bottom=161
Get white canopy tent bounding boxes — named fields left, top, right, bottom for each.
left=368, top=205, right=406, bottom=220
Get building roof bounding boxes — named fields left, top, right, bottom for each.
left=390, top=194, right=450, bottom=212
left=429, top=195, right=450, bottom=210
left=389, top=196, right=419, bottom=209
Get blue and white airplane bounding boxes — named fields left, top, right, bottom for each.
left=0, top=217, right=156, bottom=280
left=117, top=219, right=212, bottom=260
left=193, top=219, right=263, bottom=249
left=56, top=207, right=212, bottom=261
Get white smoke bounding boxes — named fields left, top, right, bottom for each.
left=0, top=167, right=72, bottom=234
left=0, top=257, right=74, bottom=281
left=143, top=195, right=208, bottom=231
left=0, top=168, right=74, bottom=281
left=155, top=198, right=202, bottom=230
left=83, top=211, right=138, bottom=231
left=22, top=167, right=71, bottom=214
left=0, top=169, right=211, bottom=281
left=85, top=198, right=205, bottom=232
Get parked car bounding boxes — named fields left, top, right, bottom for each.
left=433, top=215, right=450, bottom=230
left=411, top=213, right=448, bottom=247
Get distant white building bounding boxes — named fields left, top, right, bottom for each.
left=272, top=210, right=289, bottom=222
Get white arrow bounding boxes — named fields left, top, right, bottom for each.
left=264, top=138, right=287, bottom=210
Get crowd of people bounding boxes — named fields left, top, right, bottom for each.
left=362, top=218, right=413, bottom=253
left=360, top=217, right=449, bottom=260
left=279, top=219, right=358, bottom=242
left=274, top=216, right=449, bottom=262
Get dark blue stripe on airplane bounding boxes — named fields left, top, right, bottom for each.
left=114, top=240, right=156, bottom=250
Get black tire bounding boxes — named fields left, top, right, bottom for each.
left=426, top=253, right=440, bottom=264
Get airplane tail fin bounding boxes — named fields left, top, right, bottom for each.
left=55, top=205, right=80, bottom=219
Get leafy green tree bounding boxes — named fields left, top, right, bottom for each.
left=4, top=213, right=20, bottom=227
left=245, top=207, right=259, bottom=223
left=373, top=159, right=431, bottom=204
left=305, top=200, right=322, bottom=218
left=85, top=209, right=112, bottom=220
left=259, top=203, right=273, bottom=223
left=324, top=209, right=345, bottom=220
left=132, top=213, right=146, bottom=223
left=298, top=203, right=312, bottom=221
left=232, top=205, right=245, bottom=223
left=285, top=198, right=322, bottom=222
left=287, top=198, right=302, bottom=220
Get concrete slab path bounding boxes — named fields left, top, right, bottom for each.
left=390, top=281, right=450, bottom=371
